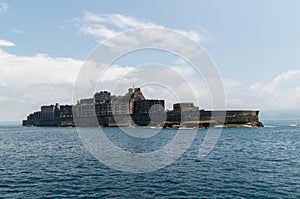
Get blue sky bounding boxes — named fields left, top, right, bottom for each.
left=1, top=0, right=300, bottom=121
left=2, top=0, right=300, bottom=81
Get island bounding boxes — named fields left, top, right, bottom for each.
left=22, top=87, right=264, bottom=128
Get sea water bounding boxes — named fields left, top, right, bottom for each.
left=0, top=120, right=299, bottom=198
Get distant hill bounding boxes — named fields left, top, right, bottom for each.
left=0, top=121, right=21, bottom=126
left=260, top=109, right=300, bottom=120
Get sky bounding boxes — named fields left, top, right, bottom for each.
left=0, top=0, right=300, bottom=121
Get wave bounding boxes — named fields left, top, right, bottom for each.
left=264, top=125, right=277, bottom=128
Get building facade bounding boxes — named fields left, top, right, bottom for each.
left=23, top=87, right=263, bottom=127
left=133, top=100, right=165, bottom=113
left=73, top=98, right=96, bottom=117
left=173, top=103, right=199, bottom=112
left=94, top=91, right=111, bottom=103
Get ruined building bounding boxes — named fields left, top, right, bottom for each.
left=23, top=87, right=263, bottom=128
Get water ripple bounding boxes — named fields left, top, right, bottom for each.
left=0, top=123, right=300, bottom=198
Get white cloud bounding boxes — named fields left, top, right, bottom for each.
left=73, top=12, right=207, bottom=43
left=0, top=2, right=8, bottom=14
left=250, top=70, right=300, bottom=95
left=249, top=70, right=300, bottom=109
left=100, top=65, right=134, bottom=81
left=80, top=24, right=118, bottom=38
left=0, top=50, right=82, bottom=86
left=93, top=63, right=214, bottom=110
left=11, top=28, right=26, bottom=34
left=0, top=39, right=15, bottom=47
left=212, top=70, right=300, bottom=110
left=0, top=49, right=83, bottom=121
left=223, top=78, right=242, bottom=88
left=2, top=40, right=299, bottom=120
left=177, top=30, right=206, bottom=43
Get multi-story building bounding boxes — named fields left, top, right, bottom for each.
left=111, top=102, right=130, bottom=114
left=95, top=102, right=112, bottom=116
left=173, top=103, right=199, bottom=112
left=23, top=87, right=263, bottom=127
left=59, top=105, right=73, bottom=118
left=94, top=91, right=112, bottom=116
left=73, top=98, right=95, bottom=117
left=129, top=87, right=145, bottom=114
left=40, top=105, right=56, bottom=120
left=26, top=111, right=41, bottom=121
left=133, top=99, right=165, bottom=113
left=94, top=91, right=111, bottom=103
left=110, top=88, right=135, bottom=115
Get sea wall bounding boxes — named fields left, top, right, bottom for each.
left=23, top=110, right=263, bottom=128
left=164, top=110, right=263, bottom=128
left=23, top=118, right=74, bottom=127
left=201, top=110, right=262, bottom=125
left=71, top=114, right=132, bottom=127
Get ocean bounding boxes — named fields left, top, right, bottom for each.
left=0, top=120, right=299, bottom=198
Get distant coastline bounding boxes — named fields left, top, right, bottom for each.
left=0, top=121, right=21, bottom=125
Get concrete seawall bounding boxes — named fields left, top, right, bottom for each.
left=23, top=110, right=263, bottom=128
